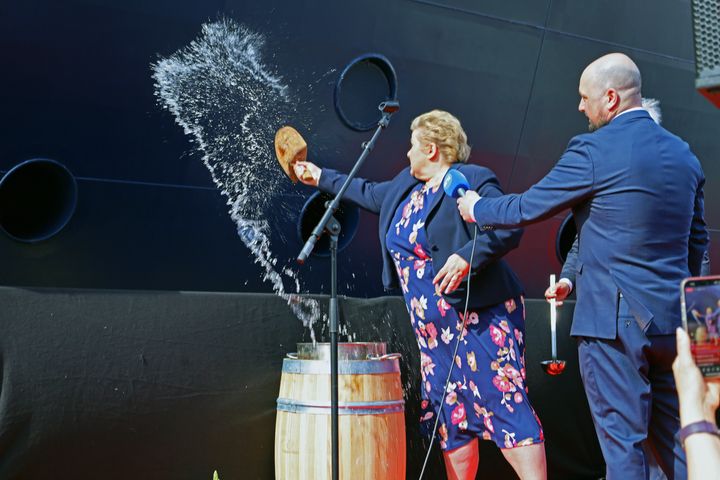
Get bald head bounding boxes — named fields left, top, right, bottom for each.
left=582, top=53, right=642, bottom=102
left=578, top=53, right=643, bottom=131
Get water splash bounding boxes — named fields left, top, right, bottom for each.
left=151, top=18, right=321, bottom=338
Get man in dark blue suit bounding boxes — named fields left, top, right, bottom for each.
left=457, top=53, right=708, bottom=479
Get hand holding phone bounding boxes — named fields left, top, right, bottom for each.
left=681, top=275, right=720, bottom=380
left=673, top=327, right=720, bottom=424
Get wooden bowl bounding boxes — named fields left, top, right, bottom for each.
left=274, top=126, right=308, bottom=184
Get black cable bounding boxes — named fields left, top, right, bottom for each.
left=418, top=224, right=479, bottom=479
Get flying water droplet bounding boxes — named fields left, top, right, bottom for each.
left=152, top=18, right=323, bottom=340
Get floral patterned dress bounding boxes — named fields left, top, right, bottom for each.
left=386, top=182, right=544, bottom=451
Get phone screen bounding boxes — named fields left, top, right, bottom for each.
left=682, top=275, right=720, bottom=378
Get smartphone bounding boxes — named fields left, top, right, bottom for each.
left=681, top=275, right=720, bottom=379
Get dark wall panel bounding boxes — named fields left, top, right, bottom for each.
left=0, top=0, right=220, bottom=186
left=378, top=0, right=544, bottom=187
left=547, top=0, right=694, bottom=60
left=1, top=0, right=718, bottom=299
left=0, top=177, right=387, bottom=297
left=409, top=0, right=552, bottom=26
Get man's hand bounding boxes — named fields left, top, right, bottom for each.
left=293, top=161, right=321, bottom=187
left=456, top=190, right=480, bottom=223
left=544, top=280, right=572, bottom=307
left=432, top=254, right=470, bottom=294
left=673, top=327, right=720, bottom=426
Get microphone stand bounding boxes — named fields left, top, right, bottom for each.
left=297, top=100, right=399, bottom=480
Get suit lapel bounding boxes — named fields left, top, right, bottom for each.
left=381, top=171, right=420, bottom=238
left=426, top=164, right=458, bottom=221
left=426, top=182, right=446, bottom=221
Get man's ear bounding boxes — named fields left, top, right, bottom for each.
left=606, top=88, right=620, bottom=112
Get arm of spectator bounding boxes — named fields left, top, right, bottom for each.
left=672, top=327, right=720, bottom=480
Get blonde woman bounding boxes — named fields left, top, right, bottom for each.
left=295, top=110, right=546, bottom=479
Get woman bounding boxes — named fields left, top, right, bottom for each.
left=294, top=110, right=546, bottom=480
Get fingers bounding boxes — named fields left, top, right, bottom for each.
left=438, top=269, right=456, bottom=293
left=676, top=327, right=693, bottom=364
left=465, top=190, right=480, bottom=201
left=435, top=271, right=449, bottom=292
left=444, top=273, right=461, bottom=294
left=545, top=284, right=569, bottom=307
left=445, top=274, right=464, bottom=294
left=456, top=198, right=466, bottom=220
left=293, top=162, right=309, bottom=182
left=456, top=192, right=480, bottom=223
left=293, top=162, right=305, bottom=178
left=439, top=272, right=462, bottom=294
left=456, top=198, right=471, bottom=222
left=438, top=275, right=451, bottom=293
left=293, top=161, right=319, bottom=186
left=433, top=266, right=454, bottom=293
left=673, top=329, right=686, bottom=375
left=432, top=265, right=447, bottom=286
left=555, top=286, right=570, bottom=302
left=432, top=263, right=466, bottom=294
left=673, top=327, right=700, bottom=387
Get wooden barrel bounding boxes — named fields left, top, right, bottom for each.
left=274, top=356, right=406, bottom=479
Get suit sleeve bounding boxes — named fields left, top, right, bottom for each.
left=317, top=168, right=393, bottom=215
left=688, top=177, right=709, bottom=276
left=472, top=137, right=595, bottom=228
left=560, top=235, right=579, bottom=287
left=455, top=174, right=524, bottom=271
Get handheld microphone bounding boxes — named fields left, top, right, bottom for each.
left=442, top=169, right=494, bottom=230
left=442, top=169, right=470, bottom=198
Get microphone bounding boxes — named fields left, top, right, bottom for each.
left=443, top=169, right=494, bottom=230
left=443, top=169, right=470, bottom=198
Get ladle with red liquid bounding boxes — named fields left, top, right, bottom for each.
left=541, top=274, right=567, bottom=376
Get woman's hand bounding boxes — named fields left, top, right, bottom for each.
left=293, top=161, right=321, bottom=187
left=544, top=280, right=572, bottom=307
left=433, top=254, right=470, bottom=294
left=673, top=327, right=720, bottom=426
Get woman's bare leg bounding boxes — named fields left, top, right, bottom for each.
left=443, top=437, right=479, bottom=480
left=501, top=443, right=547, bottom=480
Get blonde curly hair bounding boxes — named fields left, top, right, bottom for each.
left=410, top=110, right=471, bottom=163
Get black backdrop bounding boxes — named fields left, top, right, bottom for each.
left=0, top=1, right=716, bottom=478
left=1, top=0, right=718, bottom=300
left=0, top=287, right=602, bottom=479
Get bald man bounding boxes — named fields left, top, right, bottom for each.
left=457, top=53, right=708, bottom=479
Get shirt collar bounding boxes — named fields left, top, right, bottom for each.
left=612, top=107, right=645, bottom=122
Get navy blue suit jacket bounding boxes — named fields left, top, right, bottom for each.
left=473, top=110, right=708, bottom=338
left=318, top=163, right=524, bottom=310
left=560, top=237, right=580, bottom=286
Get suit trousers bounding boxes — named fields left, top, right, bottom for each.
left=577, top=296, right=687, bottom=480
